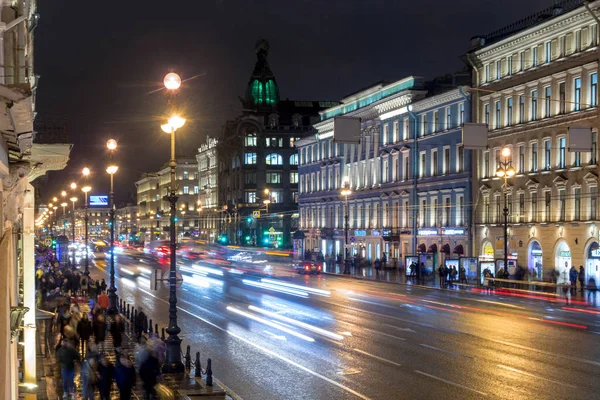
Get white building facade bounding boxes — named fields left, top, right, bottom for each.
left=196, top=137, right=219, bottom=241
left=467, top=0, right=600, bottom=283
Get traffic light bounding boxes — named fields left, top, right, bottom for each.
left=247, top=216, right=253, bottom=223
left=174, top=216, right=178, bottom=222
left=51, top=239, right=57, bottom=249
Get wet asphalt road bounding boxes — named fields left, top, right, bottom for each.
left=90, top=252, right=600, bottom=400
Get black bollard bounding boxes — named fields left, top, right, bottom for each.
left=185, top=345, right=191, bottom=370
left=194, top=352, right=201, bottom=377
left=161, top=327, right=166, bottom=341
left=149, top=319, right=153, bottom=334
left=134, top=308, right=137, bottom=322
left=155, top=323, right=158, bottom=335
left=144, top=316, right=149, bottom=333
left=206, top=358, right=213, bottom=386
left=127, top=304, right=130, bottom=319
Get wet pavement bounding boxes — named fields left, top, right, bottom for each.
left=91, top=250, right=600, bottom=400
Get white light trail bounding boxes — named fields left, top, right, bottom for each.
left=261, top=278, right=331, bottom=297
left=242, top=279, right=308, bottom=298
left=248, top=305, right=344, bottom=341
left=192, top=264, right=224, bottom=276
left=226, top=306, right=315, bottom=342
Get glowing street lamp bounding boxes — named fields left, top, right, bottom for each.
left=495, top=147, right=516, bottom=275
left=106, top=137, right=119, bottom=311
left=82, top=182, right=92, bottom=276
left=163, top=72, right=182, bottom=90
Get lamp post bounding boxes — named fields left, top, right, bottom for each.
left=160, top=72, right=185, bottom=373
left=106, top=138, right=119, bottom=312
left=341, top=178, right=352, bottom=274
left=70, top=197, right=77, bottom=264
left=495, top=147, right=516, bottom=275
left=61, top=202, right=68, bottom=235
left=82, top=167, right=91, bottom=276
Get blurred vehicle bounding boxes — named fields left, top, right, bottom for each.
left=227, top=252, right=253, bottom=262
left=294, top=261, right=322, bottom=275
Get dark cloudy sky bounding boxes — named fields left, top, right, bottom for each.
left=35, top=0, right=552, bottom=201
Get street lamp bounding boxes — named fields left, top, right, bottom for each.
left=61, top=202, right=68, bottom=235
left=82, top=180, right=92, bottom=276
left=106, top=139, right=119, bottom=311
left=70, top=182, right=77, bottom=190
left=341, top=178, right=352, bottom=274
left=263, top=188, right=271, bottom=214
left=495, top=147, right=516, bottom=276
left=161, top=72, right=185, bottom=373
left=70, top=197, right=77, bottom=263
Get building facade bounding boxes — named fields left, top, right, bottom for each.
left=116, top=204, right=138, bottom=243
left=136, top=158, right=200, bottom=243
left=217, top=40, right=337, bottom=247
left=467, top=0, right=600, bottom=283
left=298, top=76, right=474, bottom=271
left=196, top=137, right=219, bottom=241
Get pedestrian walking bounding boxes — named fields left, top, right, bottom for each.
left=100, top=279, right=107, bottom=293
left=88, top=279, right=98, bottom=302
left=569, top=265, right=578, bottom=293
left=81, top=357, right=98, bottom=400
left=77, top=314, right=93, bottom=355
left=374, top=258, right=381, bottom=275
left=56, top=339, right=80, bottom=399
left=98, top=291, right=109, bottom=313
left=111, top=314, right=125, bottom=353
left=93, top=315, right=107, bottom=353
left=437, top=264, right=445, bottom=286
left=459, top=265, right=467, bottom=284
left=97, top=356, right=114, bottom=400
left=578, top=266, right=586, bottom=293
left=80, top=274, right=89, bottom=297
left=139, top=350, right=161, bottom=400
left=115, top=353, right=137, bottom=400
left=135, top=308, right=147, bottom=343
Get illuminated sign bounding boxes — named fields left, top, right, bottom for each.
left=89, top=195, right=108, bottom=206
left=559, top=251, right=571, bottom=258
left=418, top=229, right=438, bottom=236
left=372, top=230, right=381, bottom=236
left=354, top=230, right=367, bottom=236
left=592, top=249, right=600, bottom=258
left=442, top=228, right=465, bottom=235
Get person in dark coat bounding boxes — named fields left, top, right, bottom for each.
left=110, top=315, right=124, bottom=352
left=93, top=315, right=107, bottom=352
left=578, top=266, right=586, bottom=292
left=97, top=356, right=114, bottom=400
left=77, top=313, right=93, bottom=355
left=100, top=279, right=107, bottom=293
left=115, top=354, right=137, bottom=400
left=139, top=352, right=160, bottom=400
left=135, top=309, right=147, bottom=343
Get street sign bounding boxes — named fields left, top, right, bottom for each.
left=44, top=238, right=52, bottom=246
left=252, top=210, right=260, bottom=218
left=269, top=227, right=275, bottom=233
left=350, top=236, right=355, bottom=243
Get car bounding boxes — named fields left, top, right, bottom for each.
left=295, top=261, right=322, bottom=275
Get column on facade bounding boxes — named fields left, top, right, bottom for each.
left=23, top=183, right=36, bottom=387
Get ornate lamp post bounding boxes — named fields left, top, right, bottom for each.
left=341, top=178, right=352, bottom=274
left=495, top=147, right=516, bottom=275
left=82, top=167, right=91, bottom=276
left=160, top=72, right=185, bottom=373
left=106, top=138, right=119, bottom=312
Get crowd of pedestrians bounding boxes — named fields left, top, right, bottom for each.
left=35, top=245, right=166, bottom=399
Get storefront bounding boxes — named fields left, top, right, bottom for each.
left=554, top=240, right=572, bottom=284
left=528, top=240, right=543, bottom=280
left=585, top=241, right=600, bottom=287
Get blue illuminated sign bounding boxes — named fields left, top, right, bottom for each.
left=89, top=195, right=108, bottom=206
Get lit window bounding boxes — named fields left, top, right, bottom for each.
left=183, top=171, right=189, bottom=180
left=289, top=154, right=299, bottom=165
left=590, top=73, right=598, bottom=107
left=531, top=90, right=538, bottom=121
left=266, top=172, right=281, bottom=184
left=244, top=153, right=257, bottom=165
left=574, top=77, right=582, bottom=111
left=266, top=153, right=283, bottom=165
left=193, top=186, right=199, bottom=194
left=183, top=186, right=189, bottom=194
left=290, top=172, right=298, bottom=184
left=245, top=192, right=256, bottom=203
left=245, top=133, right=257, bottom=147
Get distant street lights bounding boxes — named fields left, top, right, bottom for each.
left=341, top=179, right=352, bottom=274
left=70, top=196, right=77, bottom=263
left=106, top=138, right=119, bottom=312
left=495, top=147, right=516, bottom=275
left=161, top=72, right=185, bottom=374
left=82, top=167, right=91, bottom=276
left=60, top=202, right=68, bottom=235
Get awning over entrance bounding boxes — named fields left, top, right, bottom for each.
left=441, top=243, right=450, bottom=254
left=453, top=244, right=464, bottom=255
left=417, top=243, right=426, bottom=253
left=428, top=243, right=438, bottom=253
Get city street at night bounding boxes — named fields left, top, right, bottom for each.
left=91, top=251, right=600, bottom=400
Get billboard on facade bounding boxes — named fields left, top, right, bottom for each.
left=333, top=116, right=361, bottom=144
left=568, top=126, right=593, bottom=152
left=462, top=123, right=488, bottom=149
left=89, top=195, right=108, bottom=207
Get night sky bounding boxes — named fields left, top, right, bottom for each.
left=35, top=0, right=551, bottom=202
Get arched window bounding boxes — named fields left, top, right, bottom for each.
left=290, top=153, right=299, bottom=165
left=266, top=153, right=283, bottom=165
left=245, top=132, right=257, bottom=147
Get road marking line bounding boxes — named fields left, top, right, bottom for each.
left=353, top=349, right=402, bottom=367
left=474, top=299, right=524, bottom=309
left=136, top=288, right=371, bottom=400
left=419, top=344, right=472, bottom=359
left=496, top=364, right=577, bottom=388
left=414, top=370, right=488, bottom=396
left=362, top=327, right=406, bottom=341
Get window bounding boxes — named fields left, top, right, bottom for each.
left=484, top=151, right=490, bottom=178
left=519, top=95, right=525, bottom=123
left=485, top=64, right=490, bottom=82
left=544, top=140, right=551, bottom=170
left=495, top=196, right=501, bottom=224
left=266, top=172, right=281, bottom=184
left=420, top=152, right=426, bottom=178
left=457, top=145, right=464, bottom=173
left=558, top=137, right=566, bottom=169
left=266, top=153, right=283, bottom=165
left=559, top=189, right=566, bottom=221
left=245, top=172, right=256, bottom=184
left=245, top=133, right=257, bottom=147
left=545, top=41, right=551, bottom=63
left=531, top=90, right=538, bottom=121
left=155, top=194, right=160, bottom=201
left=591, top=73, right=598, bottom=107
left=484, top=197, right=490, bottom=223
left=446, top=107, right=452, bottom=130
left=421, top=114, right=427, bottom=135
left=183, top=171, right=189, bottom=180
left=531, top=192, right=538, bottom=222
left=495, top=101, right=501, bottom=129
left=266, top=137, right=283, bottom=148
left=431, top=150, right=438, bottom=176
left=403, top=118, right=409, bottom=140
left=531, top=143, right=538, bottom=172
left=544, top=86, right=551, bottom=117
left=271, top=191, right=283, bottom=203
left=574, top=151, right=581, bottom=167
left=383, top=124, right=389, bottom=145
left=518, top=145, right=525, bottom=174
left=532, top=46, right=538, bottom=67
left=393, top=121, right=399, bottom=142
left=459, top=103, right=465, bottom=125
left=574, top=188, right=581, bottom=220
left=592, top=186, right=598, bottom=220
left=244, top=152, right=257, bottom=165
left=403, top=155, right=409, bottom=180
left=519, top=193, right=525, bottom=222
left=457, top=195, right=464, bottom=225
left=520, top=51, right=525, bottom=71
left=592, top=24, right=598, bottom=46
left=574, top=77, right=582, bottom=111
left=382, top=159, right=389, bottom=183
left=193, top=186, right=199, bottom=194
left=506, top=97, right=513, bottom=126
left=420, top=199, right=427, bottom=227
left=443, top=147, right=450, bottom=175
left=245, top=191, right=256, bottom=203
left=444, top=197, right=450, bottom=226
left=290, top=172, right=298, bottom=184
left=183, top=186, right=189, bottom=194
left=194, top=172, right=199, bottom=180
left=545, top=191, right=551, bottom=222
left=559, top=82, right=566, bottom=114
left=433, top=111, right=439, bottom=132
left=289, top=153, right=299, bottom=165
left=560, top=36, right=566, bottom=56
left=496, top=60, right=501, bottom=79
left=593, top=132, right=598, bottom=164
left=484, top=104, right=490, bottom=126
left=507, top=56, right=513, bottom=76
left=576, top=30, right=582, bottom=51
